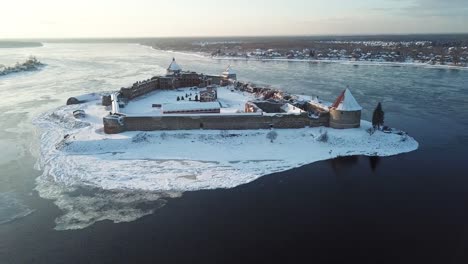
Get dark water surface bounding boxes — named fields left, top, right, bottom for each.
left=0, top=44, right=467, bottom=263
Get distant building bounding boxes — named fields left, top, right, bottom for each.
left=199, top=86, right=218, bottom=102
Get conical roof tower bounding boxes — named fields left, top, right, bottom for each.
left=167, top=57, right=182, bottom=75
left=331, top=88, right=362, bottom=111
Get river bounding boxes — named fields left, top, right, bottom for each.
left=0, top=43, right=467, bottom=263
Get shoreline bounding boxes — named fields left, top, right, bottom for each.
left=213, top=56, right=468, bottom=69
left=143, top=45, right=468, bottom=70
left=0, top=41, right=43, bottom=49
left=32, top=93, right=418, bottom=229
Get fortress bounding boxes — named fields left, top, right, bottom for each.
left=69, top=58, right=362, bottom=134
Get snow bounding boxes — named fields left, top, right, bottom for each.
left=34, top=98, right=419, bottom=194
left=167, top=58, right=181, bottom=71
left=163, top=102, right=221, bottom=112
left=281, top=103, right=304, bottom=114
left=335, top=89, right=362, bottom=111
left=213, top=56, right=468, bottom=70
left=120, top=86, right=256, bottom=116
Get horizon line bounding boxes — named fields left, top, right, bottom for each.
left=2, top=32, right=468, bottom=41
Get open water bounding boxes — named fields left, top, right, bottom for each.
left=0, top=43, right=467, bottom=263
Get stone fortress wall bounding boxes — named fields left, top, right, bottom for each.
left=103, top=113, right=330, bottom=134
left=102, top=84, right=361, bottom=134
left=102, top=81, right=338, bottom=134
left=96, top=60, right=362, bottom=134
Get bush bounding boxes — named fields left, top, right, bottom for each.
left=266, top=130, right=278, bottom=143
left=317, top=129, right=328, bottom=142
left=220, top=130, right=229, bottom=138
left=400, top=134, right=408, bottom=142
left=132, top=132, right=150, bottom=143
left=160, top=132, right=168, bottom=140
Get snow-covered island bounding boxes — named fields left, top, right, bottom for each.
left=34, top=59, right=418, bottom=194
left=0, top=56, right=45, bottom=76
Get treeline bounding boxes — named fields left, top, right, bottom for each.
left=0, top=56, right=44, bottom=76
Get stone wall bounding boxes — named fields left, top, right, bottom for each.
left=329, top=109, right=361, bottom=129
left=120, top=79, right=158, bottom=99
left=179, top=73, right=201, bottom=87
left=102, top=95, right=112, bottom=106
left=103, top=115, right=126, bottom=134
left=118, top=73, right=222, bottom=100
left=104, top=113, right=329, bottom=134
left=205, top=75, right=222, bottom=85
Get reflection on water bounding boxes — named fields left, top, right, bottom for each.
left=369, top=156, right=381, bottom=172
left=328, top=155, right=382, bottom=174
left=328, top=156, right=359, bottom=174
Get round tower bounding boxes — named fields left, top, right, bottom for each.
left=329, top=88, right=362, bottom=129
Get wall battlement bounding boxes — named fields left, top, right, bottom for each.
left=104, top=113, right=329, bottom=134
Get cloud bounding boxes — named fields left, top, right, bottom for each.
left=388, top=0, right=468, bottom=17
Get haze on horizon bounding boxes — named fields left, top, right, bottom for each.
left=1, top=0, right=468, bottom=39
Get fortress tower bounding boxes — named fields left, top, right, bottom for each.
left=167, top=57, right=182, bottom=75
left=222, top=65, right=237, bottom=80
left=329, top=88, right=362, bottom=129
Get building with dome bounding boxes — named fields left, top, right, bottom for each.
left=167, top=57, right=182, bottom=75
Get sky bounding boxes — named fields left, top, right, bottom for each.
left=1, top=0, right=467, bottom=38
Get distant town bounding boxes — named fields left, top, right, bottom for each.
left=140, top=35, right=468, bottom=67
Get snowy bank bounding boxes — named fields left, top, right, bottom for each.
left=34, top=99, right=418, bottom=193
left=213, top=56, right=468, bottom=70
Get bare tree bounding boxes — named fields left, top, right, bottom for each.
left=317, top=129, right=328, bottom=142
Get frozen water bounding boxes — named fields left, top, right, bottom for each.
left=0, top=192, right=34, bottom=225
left=1, top=43, right=427, bottom=229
